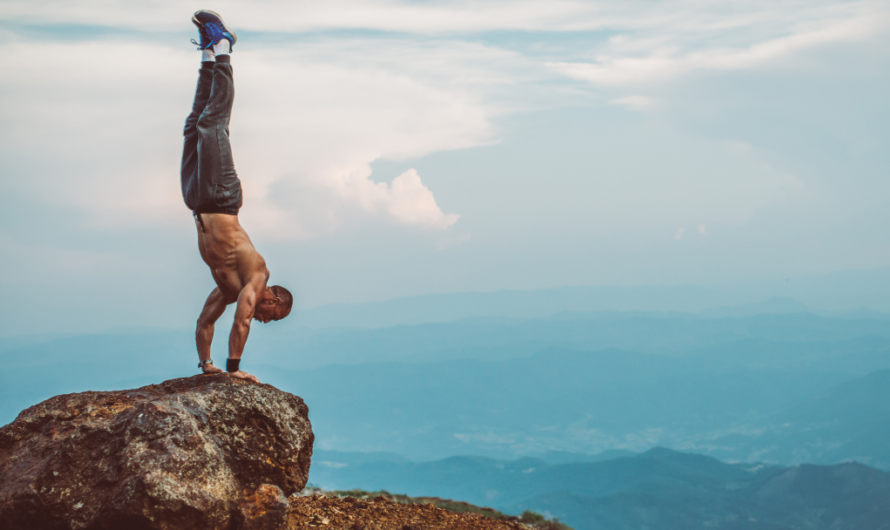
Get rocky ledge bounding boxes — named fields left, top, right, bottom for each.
left=287, top=494, right=537, bottom=530
left=0, top=375, right=314, bottom=530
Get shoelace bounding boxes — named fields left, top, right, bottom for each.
left=190, top=26, right=209, bottom=49
left=203, top=23, right=224, bottom=48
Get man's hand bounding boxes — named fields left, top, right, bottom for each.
left=201, top=363, right=224, bottom=375
left=228, top=370, right=260, bottom=384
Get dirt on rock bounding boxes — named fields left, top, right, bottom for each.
left=287, top=495, right=532, bottom=530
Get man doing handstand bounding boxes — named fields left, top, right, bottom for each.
left=181, top=10, right=292, bottom=383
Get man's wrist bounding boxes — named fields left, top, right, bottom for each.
left=226, top=358, right=241, bottom=372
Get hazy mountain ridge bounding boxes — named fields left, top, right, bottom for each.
left=3, top=297, right=889, bottom=467
left=696, top=369, right=890, bottom=468
left=309, top=448, right=890, bottom=530
left=290, top=271, right=890, bottom=329
left=268, top=349, right=889, bottom=463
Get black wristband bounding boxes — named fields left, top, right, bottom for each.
left=226, top=358, right=241, bottom=372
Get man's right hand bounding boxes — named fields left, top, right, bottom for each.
left=229, top=370, right=261, bottom=384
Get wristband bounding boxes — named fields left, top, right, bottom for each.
left=226, top=358, right=241, bottom=372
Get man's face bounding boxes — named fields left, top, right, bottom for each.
left=255, top=288, right=292, bottom=323
left=254, top=301, right=285, bottom=323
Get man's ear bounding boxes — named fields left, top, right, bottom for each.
left=264, top=288, right=282, bottom=304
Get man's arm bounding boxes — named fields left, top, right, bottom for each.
left=196, top=287, right=229, bottom=374
left=228, top=280, right=262, bottom=383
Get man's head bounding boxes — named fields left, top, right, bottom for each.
left=254, top=285, right=293, bottom=323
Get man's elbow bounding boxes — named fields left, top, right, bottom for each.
left=233, top=317, right=252, bottom=334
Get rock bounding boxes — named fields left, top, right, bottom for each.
left=241, top=484, right=290, bottom=530
left=286, top=495, right=531, bottom=530
left=0, top=374, right=313, bottom=530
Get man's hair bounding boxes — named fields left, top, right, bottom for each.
left=271, top=285, right=293, bottom=320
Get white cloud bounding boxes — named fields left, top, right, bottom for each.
left=3, top=0, right=886, bottom=37
left=228, top=38, right=527, bottom=237
left=0, top=36, right=521, bottom=238
left=385, top=169, right=459, bottom=228
left=0, top=0, right=596, bottom=33
left=0, top=0, right=851, bottom=241
left=548, top=2, right=889, bottom=87
left=609, top=95, right=655, bottom=110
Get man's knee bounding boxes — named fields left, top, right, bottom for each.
left=196, top=110, right=217, bottom=129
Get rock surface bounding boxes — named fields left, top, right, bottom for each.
left=0, top=375, right=313, bottom=530
left=286, top=495, right=534, bottom=530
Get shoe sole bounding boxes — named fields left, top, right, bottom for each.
left=192, top=9, right=238, bottom=46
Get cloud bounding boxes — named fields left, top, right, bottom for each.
left=0, top=1, right=852, bottom=244
left=3, top=0, right=886, bottom=37
left=547, top=2, right=889, bottom=87
left=609, top=95, right=655, bottom=110
left=228, top=38, right=528, bottom=237
left=383, top=169, right=459, bottom=229
left=0, top=36, right=520, bottom=238
left=0, top=0, right=598, bottom=33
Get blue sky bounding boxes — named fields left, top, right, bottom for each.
left=0, top=0, right=888, bottom=335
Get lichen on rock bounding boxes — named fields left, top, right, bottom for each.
left=0, top=374, right=313, bottom=530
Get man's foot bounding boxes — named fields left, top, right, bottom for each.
left=201, top=364, right=223, bottom=375
left=229, top=370, right=260, bottom=384
left=192, top=10, right=237, bottom=50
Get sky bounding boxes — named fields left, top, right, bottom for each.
left=0, top=0, right=888, bottom=335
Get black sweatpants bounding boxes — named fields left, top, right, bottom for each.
left=180, top=56, right=243, bottom=215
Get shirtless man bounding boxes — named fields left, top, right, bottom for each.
left=180, top=11, right=293, bottom=383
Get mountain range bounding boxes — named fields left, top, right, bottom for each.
left=2, top=291, right=890, bottom=468
left=309, top=447, right=890, bottom=530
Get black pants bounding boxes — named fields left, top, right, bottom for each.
left=180, top=56, right=243, bottom=215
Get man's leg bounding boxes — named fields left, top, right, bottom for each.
left=181, top=58, right=215, bottom=211
left=194, top=51, right=243, bottom=215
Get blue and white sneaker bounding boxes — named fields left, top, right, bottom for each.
left=192, top=10, right=237, bottom=50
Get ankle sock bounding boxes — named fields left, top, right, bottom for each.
left=213, top=39, right=230, bottom=56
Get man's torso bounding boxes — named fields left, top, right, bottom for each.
left=195, top=213, right=269, bottom=301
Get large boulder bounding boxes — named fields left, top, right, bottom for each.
left=0, top=375, right=313, bottom=530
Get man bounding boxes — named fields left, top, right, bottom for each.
left=181, top=10, right=293, bottom=384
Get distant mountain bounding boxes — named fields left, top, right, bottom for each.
left=314, top=450, right=413, bottom=466
left=697, top=369, right=890, bottom=469
left=523, top=450, right=637, bottom=465
left=290, top=267, right=890, bottom=330
left=4, top=312, right=890, bottom=467
left=264, top=347, right=859, bottom=460
left=310, top=448, right=890, bottom=530
left=249, top=311, right=890, bottom=369
left=703, top=296, right=812, bottom=317
left=292, top=285, right=739, bottom=329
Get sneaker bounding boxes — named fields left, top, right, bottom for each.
left=192, top=10, right=237, bottom=50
